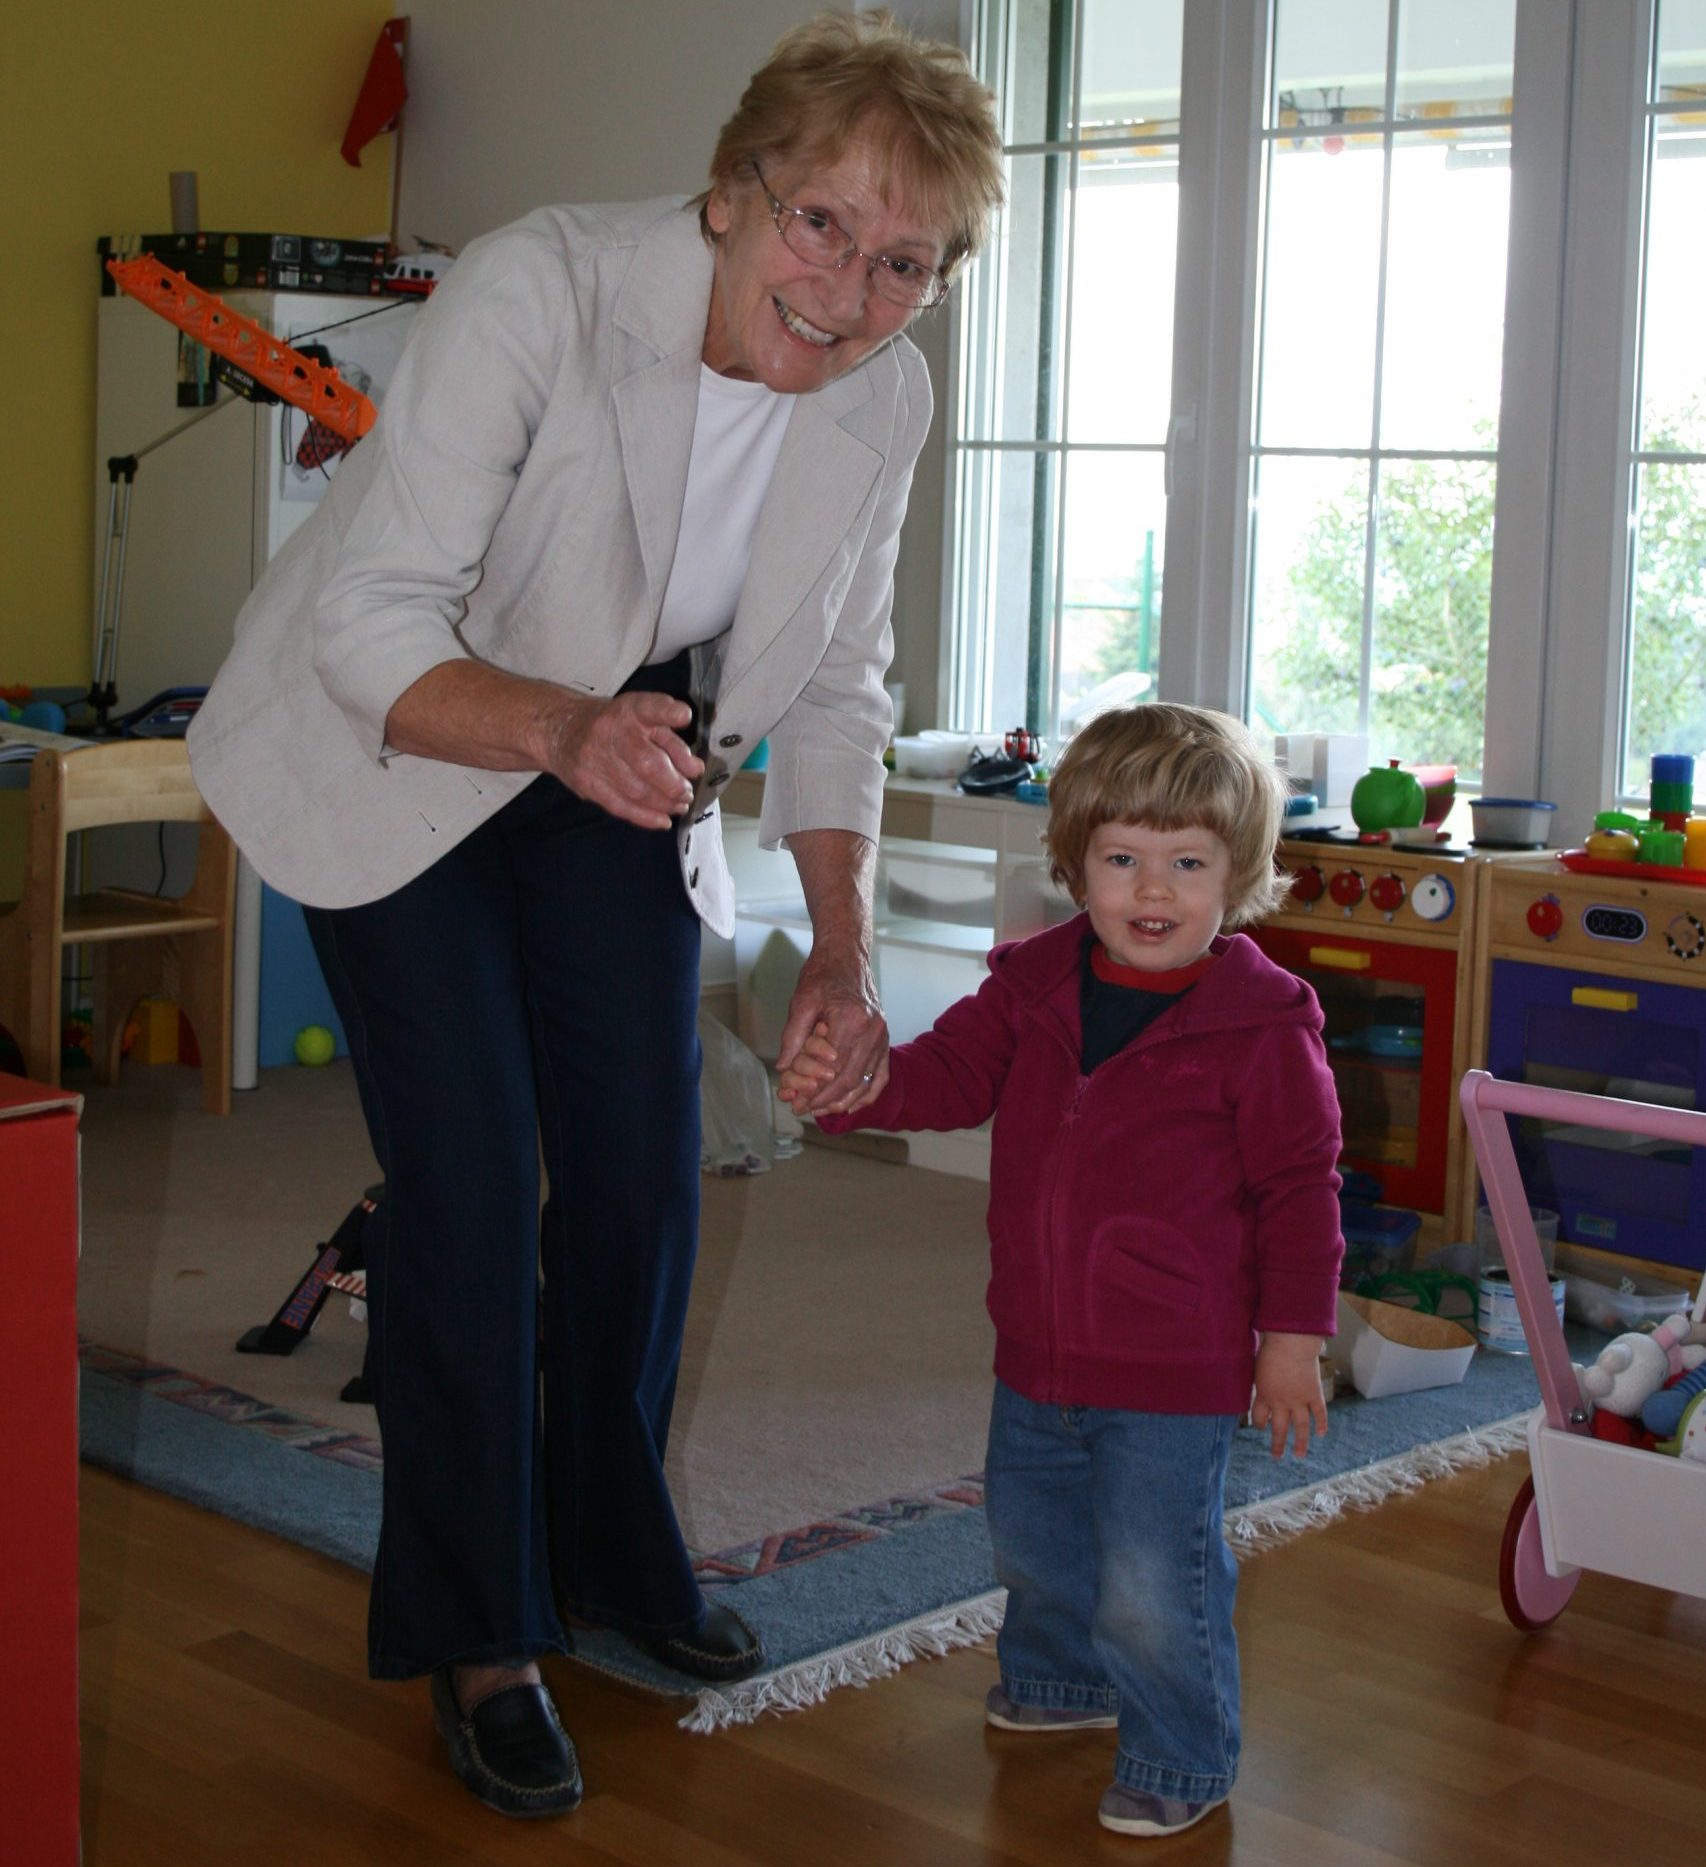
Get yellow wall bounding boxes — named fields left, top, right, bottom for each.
left=0, top=2, right=394, bottom=888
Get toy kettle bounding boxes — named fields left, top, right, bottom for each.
left=1350, top=760, right=1426, bottom=836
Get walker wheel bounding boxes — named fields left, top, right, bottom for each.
left=1498, top=1475, right=1580, bottom=1630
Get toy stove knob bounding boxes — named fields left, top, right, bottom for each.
left=1666, top=912, right=1706, bottom=961
left=1411, top=873, right=1456, bottom=923
left=1369, top=873, right=1406, bottom=916
left=1526, top=894, right=1563, bottom=942
left=1289, top=864, right=1325, bottom=905
left=1328, top=869, right=1365, bottom=909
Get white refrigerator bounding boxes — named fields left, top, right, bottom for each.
left=92, top=288, right=424, bottom=1086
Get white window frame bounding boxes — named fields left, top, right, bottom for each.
left=948, top=0, right=1656, bottom=834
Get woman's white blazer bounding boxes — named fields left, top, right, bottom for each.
left=187, top=196, right=932, bottom=934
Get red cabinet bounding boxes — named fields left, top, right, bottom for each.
left=0, top=1073, right=82, bottom=1866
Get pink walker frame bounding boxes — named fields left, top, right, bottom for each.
left=1458, top=1070, right=1706, bottom=1627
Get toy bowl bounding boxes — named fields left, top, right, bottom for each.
left=1406, top=763, right=1457, bottom=826
left=1471, top=797, right=1557, bottom=847
left=892, top=732, right=975, bottom=779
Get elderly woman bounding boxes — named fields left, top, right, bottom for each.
left=188, top=7, right=1001, bottom=1818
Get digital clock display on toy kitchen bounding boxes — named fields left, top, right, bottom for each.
left=1491, top=859, right=1706, bottom=973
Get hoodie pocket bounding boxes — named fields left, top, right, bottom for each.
left=1089, top=1215, right=1205, bottom=1321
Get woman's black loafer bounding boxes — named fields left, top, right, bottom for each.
left=429, top=1668, right=582, bottom=1817
left=637, top=1601, right=766, bottom=1682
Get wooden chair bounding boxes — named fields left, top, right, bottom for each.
left=0, top=739, right=236, bottom=1112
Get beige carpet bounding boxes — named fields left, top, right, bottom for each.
left=74, top=1060, right=996, bottom=1556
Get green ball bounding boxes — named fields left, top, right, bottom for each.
left=294, top=1024, right=336, bottom=1066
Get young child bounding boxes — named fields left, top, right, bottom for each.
left=782, top=703, right=1343, bottom=1839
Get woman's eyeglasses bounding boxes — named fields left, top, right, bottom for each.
left=751, top=163, right=949, bottom=311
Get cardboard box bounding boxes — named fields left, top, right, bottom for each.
left=1332, top=1291, right=1476, bottom=1399
left=0, top=1072, right=83, bottom=1865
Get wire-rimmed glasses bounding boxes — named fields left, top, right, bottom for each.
left=751, top=163, right=950, bottom=311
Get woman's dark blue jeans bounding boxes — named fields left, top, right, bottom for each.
left=304, top=707, right=705, bottom=1680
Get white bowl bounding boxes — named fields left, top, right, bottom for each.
left=892, top=732, right=974, bottom=778
left=1470, top=797, right=1557, bottom=847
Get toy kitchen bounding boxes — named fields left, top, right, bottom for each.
left=1251, top=737, right=1483, bottom=1234
left=1252, top=834, right=1482, bottom=1232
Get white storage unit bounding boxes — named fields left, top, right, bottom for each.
left=721, top=771, right=1077, bottom=1179
left=873, top=838, right=998, bottom=1044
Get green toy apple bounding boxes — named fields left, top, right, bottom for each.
left=1350, top=760, right=1426, bottom=835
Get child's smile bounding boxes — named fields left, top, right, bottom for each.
left=1082, top=820, right=1233, bottom=972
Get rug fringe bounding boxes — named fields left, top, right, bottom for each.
left=1224, top=1409, right=1531, bottom=1555
left=680, top=1410, right=1534, bottom=1732
left=679, top=1591, right=1008, bottom=1733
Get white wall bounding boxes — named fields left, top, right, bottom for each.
left=394, top=0, right=962, bottom=729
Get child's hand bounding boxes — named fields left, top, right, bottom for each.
left=1250, top=1332, right=1328, bottom=1460
left=776, top=1024, right=838, bottom=1107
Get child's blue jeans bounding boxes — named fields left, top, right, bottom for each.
left=984, top=1380, right=1241, bottom=1802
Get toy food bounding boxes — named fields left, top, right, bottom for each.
left=1586, top=811, right=1641, bottom=861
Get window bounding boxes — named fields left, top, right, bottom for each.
left=1621, top=0, right=1706, bottom=796
left=950, top=0, right=1694, bottom=837
left=952, top=0, right=1185, bottom=742
left=1247, top=2, right=1515, bottom=782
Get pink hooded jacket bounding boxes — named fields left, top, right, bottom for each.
left=819, top=917, right=1344, bottom=1414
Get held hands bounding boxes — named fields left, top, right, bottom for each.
left=1250, top=1332, right=1328, bottom=1460
left=540, top=691, right=703, bottom=831
left=776, top=1025, right=838, bottom=1106
left=777, top=1023, right=894, bottom=1113
left=775, top=949, right=890, bottom=1117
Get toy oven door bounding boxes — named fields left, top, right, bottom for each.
left=1485, top=958, right=1706, bottom=1273
left=1249, top=926, right=1456, bottom=1214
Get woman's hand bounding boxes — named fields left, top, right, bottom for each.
left=777, top=949, right=889, bottom=1114
left=537, top=690, right=703, bottom=831
left=383, top=662, right=703, bottom=831
left=1250, top=1332, right=1328, bottom=1460
left=777, top=829, right=888, bottom=1113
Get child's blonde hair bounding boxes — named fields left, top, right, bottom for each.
left=1044, top=704, right=1289, bottom=928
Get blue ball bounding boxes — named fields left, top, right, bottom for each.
left=19, top=700, right=67, bottom=733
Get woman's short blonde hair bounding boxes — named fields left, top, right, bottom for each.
left=695, top=9, right=1004, bottom=276
left=1043, top=704, right=1290, bottom=929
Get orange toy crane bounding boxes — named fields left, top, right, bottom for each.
left=105, top=253, right=378, bottom=444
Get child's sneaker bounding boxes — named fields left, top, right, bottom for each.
left=1097, top=1783, right=1225, bottom=1836
left=984, top=1684, right=1117, bottom=1731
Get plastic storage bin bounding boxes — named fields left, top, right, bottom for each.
left=1339, top=1202, right=1421, bottom=1284
left=1558, top=1261, right=1691, bottom=1335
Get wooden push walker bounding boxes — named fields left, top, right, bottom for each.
left=1458, top=1069, right=1706, bottom=1627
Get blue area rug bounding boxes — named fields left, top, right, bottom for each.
left=77, top=1332, right=1576, bottom=1729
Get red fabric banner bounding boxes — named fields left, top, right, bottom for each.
left=342, top=18, right=409, bottom=168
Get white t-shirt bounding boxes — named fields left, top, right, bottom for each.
left=647, top=365, right=796, bottom=664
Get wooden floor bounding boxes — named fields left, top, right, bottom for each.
left=80, top=1454, right=1704, bottom=1866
